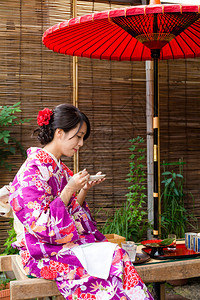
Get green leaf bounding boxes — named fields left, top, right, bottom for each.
left=162, top=171, right=172, bottom=176
left=174, top=188, right=179, bottom=196
left=176, top=174, right=183, bottom=178
left=3, top=137, right=9, bottom=144
left=163, top=178, right=172, bottom=185
left=172, top=172, right=176, bottom=180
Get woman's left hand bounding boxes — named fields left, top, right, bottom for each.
left=82, top=172, right=106, bottom=191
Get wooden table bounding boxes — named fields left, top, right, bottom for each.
left=1, top=243, right=200, bottom=300
left=135, top=243, right=200, bottom=299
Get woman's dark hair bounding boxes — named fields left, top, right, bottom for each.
left=34, top=104, right=90, bottom=145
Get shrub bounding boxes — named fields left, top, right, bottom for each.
left=101, top=137, right=150, bottom=242
left=0, top=102, right=29, bottom=170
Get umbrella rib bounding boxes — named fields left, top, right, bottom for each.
left=72, top=25, right=122, bottom=56
left=86, top=30, right=127, bottom=59
left=46, top=20, right=106, bottom=48
left=185, top=25, right=200, bottom=48
left=140, top=46, right=145, bottom=61
left=130, top=40, right=139, bottom=60
left=99, top=33, right=132, bottom=60
left=118, top=37, right=134, bottom=61
left=181, top=22, right=200, bottom=53
left=86, top=33, right=126, bottom=58
left=173, top=37, right=186, bottom=59
left=66, top=28, right=116, bottom=55
left=180, top=31, right=198, bottom=57
left=50, top=22, right=113, bottom=53
left=167, top=42, right=174, bottom=60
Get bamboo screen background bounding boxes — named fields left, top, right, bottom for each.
left=0, top=0, right=200, bottom=250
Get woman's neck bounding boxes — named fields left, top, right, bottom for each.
left=43, top=143, right=61, bottom=161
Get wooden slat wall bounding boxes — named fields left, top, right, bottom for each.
left=0, top=0, right=200, bottom=251
left=78, top=58, right=146, bottom=225
left=159, top=59, right=200, bottom=227
left=0, top=0, right=74, bottom=251
left=76, top=0, right=147, bottom=226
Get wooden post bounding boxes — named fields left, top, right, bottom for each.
left=72, top=0, right=79, bottom=174
left=146, top=61, right=154, bottom=239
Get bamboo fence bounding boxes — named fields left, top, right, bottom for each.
left=0, top=0, right=200, bottom=251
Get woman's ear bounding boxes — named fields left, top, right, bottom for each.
left=54, top=128, right=64, bottom=139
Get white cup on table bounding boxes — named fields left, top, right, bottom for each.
left=121, top=241, right=137, bottom=262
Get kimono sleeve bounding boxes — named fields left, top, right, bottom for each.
left=10, top=164, right=79, bottom=245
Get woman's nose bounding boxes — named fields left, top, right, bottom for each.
left=78, top=138, right=84, bottom=147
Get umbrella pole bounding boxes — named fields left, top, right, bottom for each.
left=152, top=49, right=160, bottom=238
left=146, top=61, right=154, bottom=240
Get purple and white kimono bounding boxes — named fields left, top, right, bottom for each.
left=9, top=147, right=153, bottom=300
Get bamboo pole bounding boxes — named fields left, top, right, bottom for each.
left=72, top=0, right=79, bottom=174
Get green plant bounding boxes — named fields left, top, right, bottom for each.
left=160, top=159, right=197, bottom=238
left=101, top=136, right=150, bottom=242
left=1, top=219, right=18, bottom=255
left=0, top=273, right=12, bottom=290
left=0, top=102, right=29, bottom=170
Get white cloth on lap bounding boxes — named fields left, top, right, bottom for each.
left=0, top=184, right=12, bottom=218
left=0, top=184, right=24, bottom=244
left=72, top=242, right=117, bottom=279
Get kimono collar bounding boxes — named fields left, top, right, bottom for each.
left=27, top=147, right=61, bottom=169
left=42, top=148, right=61, bottom=169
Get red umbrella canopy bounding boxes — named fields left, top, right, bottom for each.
left=43, top=4, right=200, bottom=61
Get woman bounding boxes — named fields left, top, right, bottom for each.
left=9, top=104, right=153, bottom=300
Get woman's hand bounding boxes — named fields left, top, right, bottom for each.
left=60, top=169, right=89, bottom=205
left=82, top=172, right=106, bottom=191
left=67, top=169, right=90, bottom=193
left=77, top=172, right=106, bottom=206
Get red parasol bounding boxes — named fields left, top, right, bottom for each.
left=43, top=0, right=200, bottom=237
left=43, top=3, right=200, bottom=61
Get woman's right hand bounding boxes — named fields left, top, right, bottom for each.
left=67, top=169, right=90, bottom=193
left=60, top=169, right=89, bottom=205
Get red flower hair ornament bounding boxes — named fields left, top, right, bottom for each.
left=37, top=108, right=53, bottom=126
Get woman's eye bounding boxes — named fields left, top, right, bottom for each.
left=77, top=136, right=81, bottom=139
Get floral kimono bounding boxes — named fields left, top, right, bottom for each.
left=9, top=147, right=153, bottom=300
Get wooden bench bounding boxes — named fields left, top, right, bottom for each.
left=0, top=255, right=64, bottom=300
left=0, top=252, right=167, bottom=300
left=0, top=234, right=126, bottom=300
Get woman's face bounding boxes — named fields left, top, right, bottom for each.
left=52, top=122, right=87, bottom=159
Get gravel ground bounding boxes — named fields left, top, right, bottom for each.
left=165, top=278, right=200, bottom=300
left=147, top=278, right=200, bottom=300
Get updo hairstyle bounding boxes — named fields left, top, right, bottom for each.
left=35, top=104, right=90, bottom=145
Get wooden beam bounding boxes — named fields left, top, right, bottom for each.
left=135, top=258, right=200, bottom=283
left=10, top=279, right=60, bottom=300
left=12, top=255, right=28, bottom=281
left=0, top=255, right=13, bottom=272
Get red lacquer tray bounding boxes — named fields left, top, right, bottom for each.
left=141, top=239, right=166, bottom=248
left=142, top=243, right=200, bottom=260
